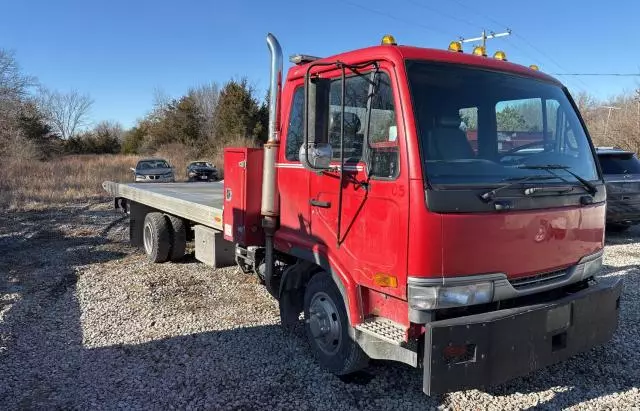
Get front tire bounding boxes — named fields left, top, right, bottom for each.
left=303, top=272, right=368, bottom=375
left=143, top=212, right=171, bottom=263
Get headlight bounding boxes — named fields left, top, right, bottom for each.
left=188, top=171, right=196, bottom=177
left=135, top=174, right=144, bottom=179
left=408, top=282, right=493, bottom=310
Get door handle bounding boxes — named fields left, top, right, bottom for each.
left=309, top=199, right=331, bottom=208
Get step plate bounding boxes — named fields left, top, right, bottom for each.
left=355, top=318, right=406, bottom=345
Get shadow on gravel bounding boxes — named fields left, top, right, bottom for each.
left=0, top=206, right=130, bottom=408
left=1, top=205, right=638, bottom=409
left=604, top=225, right=640, bottom=246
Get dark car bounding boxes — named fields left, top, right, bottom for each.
left=186, top=161, right=219, bottom=182
left=597, top=147, right=640, bottom=232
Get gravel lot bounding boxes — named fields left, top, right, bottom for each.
left=0, top=202, right=638, bottom=410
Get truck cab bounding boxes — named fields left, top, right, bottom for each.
left=233, top=34, right=621, bottom=394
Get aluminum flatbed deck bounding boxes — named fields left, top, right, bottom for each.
left=102, top=181, right=224, bottom=230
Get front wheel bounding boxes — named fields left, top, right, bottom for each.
left=303, top=272, right=368, bottom=375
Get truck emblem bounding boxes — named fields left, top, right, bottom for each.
left=534, top=224, right=547, bottom=242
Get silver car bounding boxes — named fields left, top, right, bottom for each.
left=131, top=158, right=175, bottom=183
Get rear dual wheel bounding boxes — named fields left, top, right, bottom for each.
left=142, top=212, right=186, bottom=263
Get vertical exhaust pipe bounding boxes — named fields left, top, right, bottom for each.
left=261, top=32, right=283, bottom=219
left=261, top=33, right=282, bottom=296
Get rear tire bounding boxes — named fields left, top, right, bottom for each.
left=143, top=212, right=170, bottom=263
left=166, top=215, right=187, bottom=261
left=303, top=272, right=368, bottom=375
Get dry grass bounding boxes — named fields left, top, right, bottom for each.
left=0, top=139, right=256, bottom=211
left=0, top=153, right=194, bottom=211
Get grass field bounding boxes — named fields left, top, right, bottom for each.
left=0, top=154, right=192, bottom=210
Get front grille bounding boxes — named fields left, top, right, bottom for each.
left=510, top=269, right=568, bottom=290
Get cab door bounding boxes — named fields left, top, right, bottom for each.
left=277, top=82, right=311, bottom=237
left=309, top=67, right=409, bottom=300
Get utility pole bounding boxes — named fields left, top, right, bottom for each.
left=600, top=106, right=621, bottom=141
left=459, top=29, right=512, bottom=50
left=635, top=89, right=640, bottom=132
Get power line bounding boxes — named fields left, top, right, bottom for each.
left=448, top=0, right=505, bottom=28
left=405, top=0, right=483, bottom=31
left=446, top=0, right=591, bottom=92
left=551, top=73, right=640, bottom=77
left=343, top=0, right=456, bottom=37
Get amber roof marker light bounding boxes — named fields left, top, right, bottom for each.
left=493, top=50, right=507, bottom=61
left=381, top=35, right=397, bottom=45
left=448, top=41, right=463, bottom=52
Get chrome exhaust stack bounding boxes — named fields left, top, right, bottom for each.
left=261, top=32, right=283, bottom=219
left=261, top=33, right=283, bottom=296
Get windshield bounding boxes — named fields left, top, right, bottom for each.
left=598, top=153, right=640, bottom=174
left=406, top=61, right=599, bottom=186
left=137, top=160, right=170, bottom=169
left=191, top=162, right=213, bottom=167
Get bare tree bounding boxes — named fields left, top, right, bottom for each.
left=188, top=82, right=220, bottom=141
left=38, top=88, right=94, bottom=139
left=0, top=49, right=38, bottom=157
left=94, top=120, right=124, bottom=141
left=579, top=89, right=640, bottom=154
left=0, top=49, right=36, bottom=100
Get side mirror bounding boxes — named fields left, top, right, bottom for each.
left=299, top=143, right=332, bottom=169
left=301, top=75, right=331, bottom=171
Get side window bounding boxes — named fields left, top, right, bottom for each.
left=329, top=76, right=367, bottom=162
left=459, top=107, right=478, bottom=154
left=328, top=71, right=398, bottom=178
left=285, top=87, right=304, bottom=161
left=368, top=73, right=399, bottom=178
left=551, top=102, right=580, bottom=152
left=495, top=98, right=544, bottom=153
left=286, top=72, right=399, bottom=178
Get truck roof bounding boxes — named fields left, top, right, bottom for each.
left=287, top=44, right=561, bottom=86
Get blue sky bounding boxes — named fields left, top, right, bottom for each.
left=2, top=0, right=639, bottom=129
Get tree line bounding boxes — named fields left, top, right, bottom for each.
left=0, top=48, right=268, bottom=162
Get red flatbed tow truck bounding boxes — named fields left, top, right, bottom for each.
left=104, top=34, right=622, bottom=395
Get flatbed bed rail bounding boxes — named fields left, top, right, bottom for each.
left=102, top=181, right=224, bottom=231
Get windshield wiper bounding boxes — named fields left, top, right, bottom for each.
left=518, top=164, right=597, bottom=196
left=479, top=175, right=557, bottom=202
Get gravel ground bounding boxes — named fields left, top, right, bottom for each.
left=0, top=202, right=638, bottom=410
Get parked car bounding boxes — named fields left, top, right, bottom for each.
left=186, top=161, right=219, bottom=182
left=596, top=147, right=640, bottom=232
left=131, top=158, right=175, bottom=183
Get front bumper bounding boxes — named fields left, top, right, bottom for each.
left=423, top=276, right=622, bottom=395
left=188, top=173, right=217, bottom=181
left=135, top=176, right=175, bottom=183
